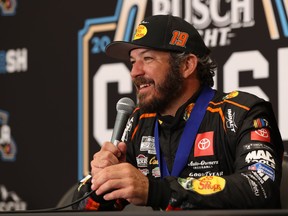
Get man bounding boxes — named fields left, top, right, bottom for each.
left=73, top=15, right=284, bottom=210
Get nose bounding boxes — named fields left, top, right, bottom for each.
left=130, top=60, right=145, bottom=79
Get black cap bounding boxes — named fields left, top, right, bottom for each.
left=105, top=15, right=210, bottom=61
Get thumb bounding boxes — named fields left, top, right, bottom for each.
left=117, top=142, right=127, bottom=162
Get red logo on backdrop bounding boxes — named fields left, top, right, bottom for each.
left=251, top=128, right=270, bottom=142
left=194, top=131, right=214, bottom=157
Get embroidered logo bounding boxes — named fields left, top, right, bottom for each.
left=183, top=103, right=194, bottom=121
left=136, top=154, right=148, bottom=167
left=253, top=118, right=269, bottom=129
left=178, top=176, right=226, bottom=195
left=251, top=128, right=270, bottom=143
left=133, top=25, right=147, bottom=40
left=194, top=132, right=214, bottom=157
left=222, top=91, right=239, bottom=100
left=169, top=30, right=189, bottom=48
left=225, top=109, right=237, bottom=133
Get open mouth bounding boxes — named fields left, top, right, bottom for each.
left=139, top=83, right=152, bottom=90
left=137, top=83, right=154, bottom=94
left=133, top=77, right=154, bottom=93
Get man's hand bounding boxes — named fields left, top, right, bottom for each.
left=91, top=163, right=149, bottom=206
left=90, top=141, right=127, bottom=177
left=90, top=141, right=149, bottom=206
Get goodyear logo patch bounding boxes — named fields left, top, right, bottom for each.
left=178, top=176, right=225, bottom=195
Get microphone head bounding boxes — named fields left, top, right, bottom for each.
left=116, top=97, right=135, bottom=115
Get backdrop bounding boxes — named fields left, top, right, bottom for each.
left=0, top=0, right=287, bottom=211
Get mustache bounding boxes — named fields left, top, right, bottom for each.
left=133, top=77, right=154, bottom=87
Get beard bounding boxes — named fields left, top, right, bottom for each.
left=134, top=67, right=184, bottom=113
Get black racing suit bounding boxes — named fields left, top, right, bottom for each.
left=73, top=88, right=284, bottom=210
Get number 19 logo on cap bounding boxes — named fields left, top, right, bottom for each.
left=170, top=31, right=189, bottom=47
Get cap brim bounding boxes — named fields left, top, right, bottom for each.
left=105, top=41, right=145, bottom=61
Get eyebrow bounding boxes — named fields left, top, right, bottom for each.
left=130, top=49, right=152, bottom=60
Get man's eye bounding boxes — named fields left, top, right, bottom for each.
left=144, top=56, right=153, bottom=62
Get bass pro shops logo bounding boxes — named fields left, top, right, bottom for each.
left=77, top=0, right=147, bottom=179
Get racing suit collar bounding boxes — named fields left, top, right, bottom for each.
left=157, top=86, right=203, bottom=128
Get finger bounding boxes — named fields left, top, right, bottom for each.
left=90, top=145, right=121, bottom=174
left=95, top=178, right=125, bottom=196
left=93, top=163, right=142, bottom=193
left=90, top=167, right=102, bottom=177
left=103, top=187, right=128, bottom=201
left=93, top=150, right=119, bottom=167
left=92, top=164, right=128, bottom=191
left=117, top=142, right=127, bottom=162
left=100, top=177, right=148, bottom=206
left=101, top=142, right=121, bottom=158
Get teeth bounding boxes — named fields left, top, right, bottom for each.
left=139, top=84, right=150, bottom=89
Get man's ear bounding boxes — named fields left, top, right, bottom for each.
left=181, top=54, right=198, bottom=78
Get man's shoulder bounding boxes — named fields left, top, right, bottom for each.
left=213, top=90, right=266, bottom=109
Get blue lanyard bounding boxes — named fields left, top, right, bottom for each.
left=154, top=86, right=215, bottom=178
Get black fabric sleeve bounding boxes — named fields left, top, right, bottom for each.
left=147, top=179, right=171, bottom=210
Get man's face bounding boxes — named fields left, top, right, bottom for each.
left=130, top=48, right=183, bottom=113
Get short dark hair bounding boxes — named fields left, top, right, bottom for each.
left=169, top=52, right=217, bottom=87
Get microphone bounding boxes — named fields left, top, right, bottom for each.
left=77, top=98, right=135, bottom=206
left=110, top=97, right=135, bottom=146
